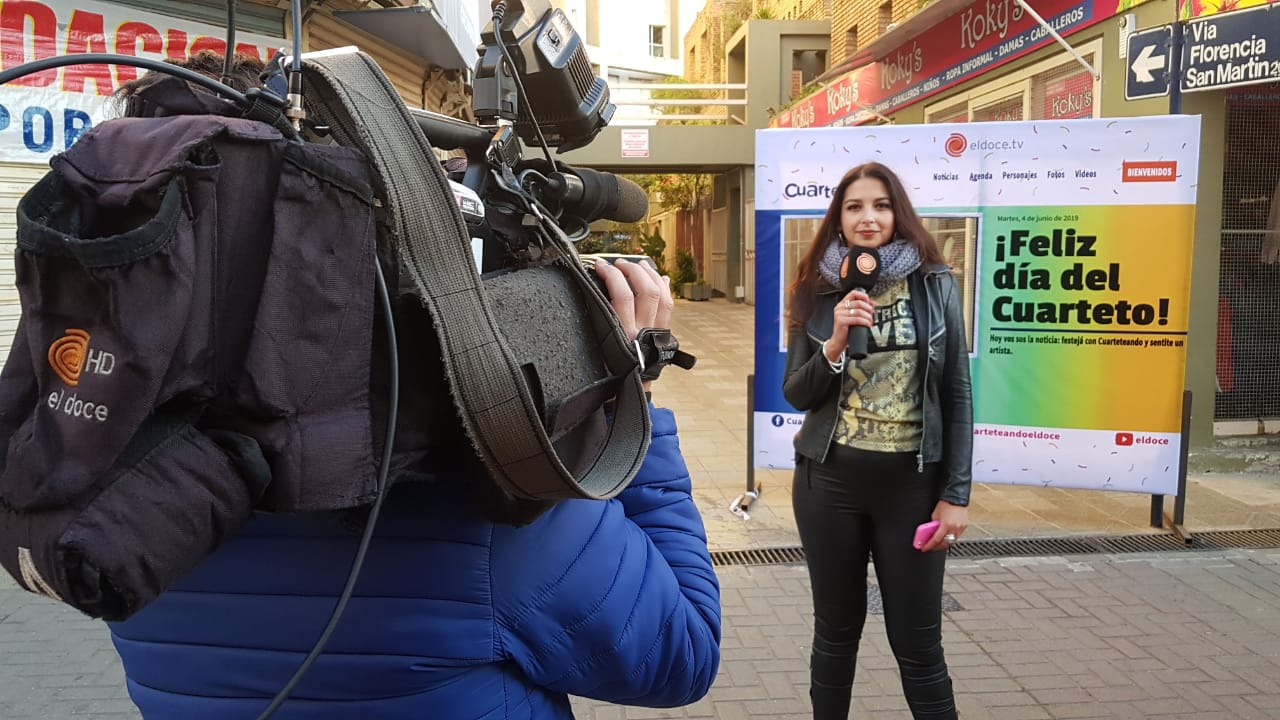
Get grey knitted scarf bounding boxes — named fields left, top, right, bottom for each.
left=818, top=236, right=921, bottom=297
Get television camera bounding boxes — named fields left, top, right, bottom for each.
left=408, top=0, right=648, bottom=279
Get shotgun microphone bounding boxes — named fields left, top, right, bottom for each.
left=542, top=166, right=649, bottom=224
left=839, top=247, right=881, bottom=360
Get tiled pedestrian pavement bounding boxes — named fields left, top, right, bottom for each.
left=5, top=549, right=1280, bottom=719
left=597, top=548, right=1280, bottom=720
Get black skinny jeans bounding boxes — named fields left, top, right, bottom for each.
left=793, top=443, right=956, bottom=719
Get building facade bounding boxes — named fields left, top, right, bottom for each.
left=685, top=1, right=752, bottom=83
left=755, top=0, right=831, bottom=20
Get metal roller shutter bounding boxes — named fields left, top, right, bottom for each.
left=0, top=164, right=52, bottom=356
left=307, top=10, right=429, bottom=108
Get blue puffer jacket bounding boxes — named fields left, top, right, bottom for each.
left=107, top=408, right=721, bottom=719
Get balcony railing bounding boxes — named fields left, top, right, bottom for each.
left=606, top=83, right=750, bottom=125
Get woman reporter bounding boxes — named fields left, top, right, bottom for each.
left=783, top=161, right=972, bottom=719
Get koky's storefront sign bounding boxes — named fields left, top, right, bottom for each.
left=0, top=0, right=281, bottom=163
left=773, top=0, right=1121, bottom=128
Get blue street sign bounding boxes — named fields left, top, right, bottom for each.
left=1181, top=3, right=1280, bottom=93
left=1126, top=25, right=1173, bottom=101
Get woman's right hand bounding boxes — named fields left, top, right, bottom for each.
left=827, top=289, right=875, bottom=360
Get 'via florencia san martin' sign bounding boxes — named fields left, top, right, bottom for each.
left=1181, top=3, right=1280, bottom=92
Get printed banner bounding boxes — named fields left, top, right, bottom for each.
left=1179, top=0, right=1276, bottom=19
left=753, top=116, right=1201, bottom=496
left=0, top=0, right=282, bottom=164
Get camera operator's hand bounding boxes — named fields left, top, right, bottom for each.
left=593, top=259, right=674, bottom=393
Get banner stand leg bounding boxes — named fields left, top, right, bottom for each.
left=1165, top=390, right=1193, bottom=545
left=731, top=374, right=761, bottom=519
left=1164, top=41, right=1190, bottom=548
left=1148, top=390, right=1193, bottom=544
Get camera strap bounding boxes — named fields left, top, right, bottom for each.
left=299, top=50, right=650, bottom=501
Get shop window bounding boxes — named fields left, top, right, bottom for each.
left=1031, top=60, right=1096, bottom=120
left=931, top=102, right=968, bottom=124
left=973, top=95, right=1024, bottom=122
left=1216, top=83, right=1280, bottom=420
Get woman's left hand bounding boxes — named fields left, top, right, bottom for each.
left=921, top=500, right=969, bottom=552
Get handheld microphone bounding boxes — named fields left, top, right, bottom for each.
left=839, top=246, right=880, bottom=360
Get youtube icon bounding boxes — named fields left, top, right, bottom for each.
left=1115, top=432, right=1134, bottom=446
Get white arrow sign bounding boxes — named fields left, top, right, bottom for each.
left=1126, top=25, right=1172, bottom=100
left=1131, top=43, right=1164, bottom=82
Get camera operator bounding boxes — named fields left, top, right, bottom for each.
left=100, top=60, right=722, bottom=710
left=87, top=52, right=722, bottom=720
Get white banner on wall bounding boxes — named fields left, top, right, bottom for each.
left=0, top=0, right=282, bottom=164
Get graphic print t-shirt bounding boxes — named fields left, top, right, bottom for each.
left=833, top=277, right=923, bottom=452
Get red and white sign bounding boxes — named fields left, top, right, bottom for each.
left=1043, top=69, right=1094, bottom=119
left=1122, top=160, right=1178, bottom=182
left=0, top=0, right=282, bottom=163
left=974, top=98, right=1023, bottom=122
left=621, top=128, right=649, bottom=158
left=773, top=0, right=1116, bottom=128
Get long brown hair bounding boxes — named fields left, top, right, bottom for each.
left=113, top=51, right=265, bottom=115
left=786, top=161, right=945, bottom=329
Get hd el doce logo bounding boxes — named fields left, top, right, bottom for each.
left=46, top=329, right=116, bottom=423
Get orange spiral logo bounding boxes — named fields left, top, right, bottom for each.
left=856, top=253, right=878, bottom=274
left=944, top=132, right=967, bottom=158
left=48, top=329, right=90, bottom=387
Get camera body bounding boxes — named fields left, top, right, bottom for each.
left=407, top=1, right=646, bottom=281
left=473, top=0, right=615, bottom=153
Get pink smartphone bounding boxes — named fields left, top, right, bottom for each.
left=912, top=520, right=940, bottom=550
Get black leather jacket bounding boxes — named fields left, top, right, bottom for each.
left=782, top=264, right=973, bottom=506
